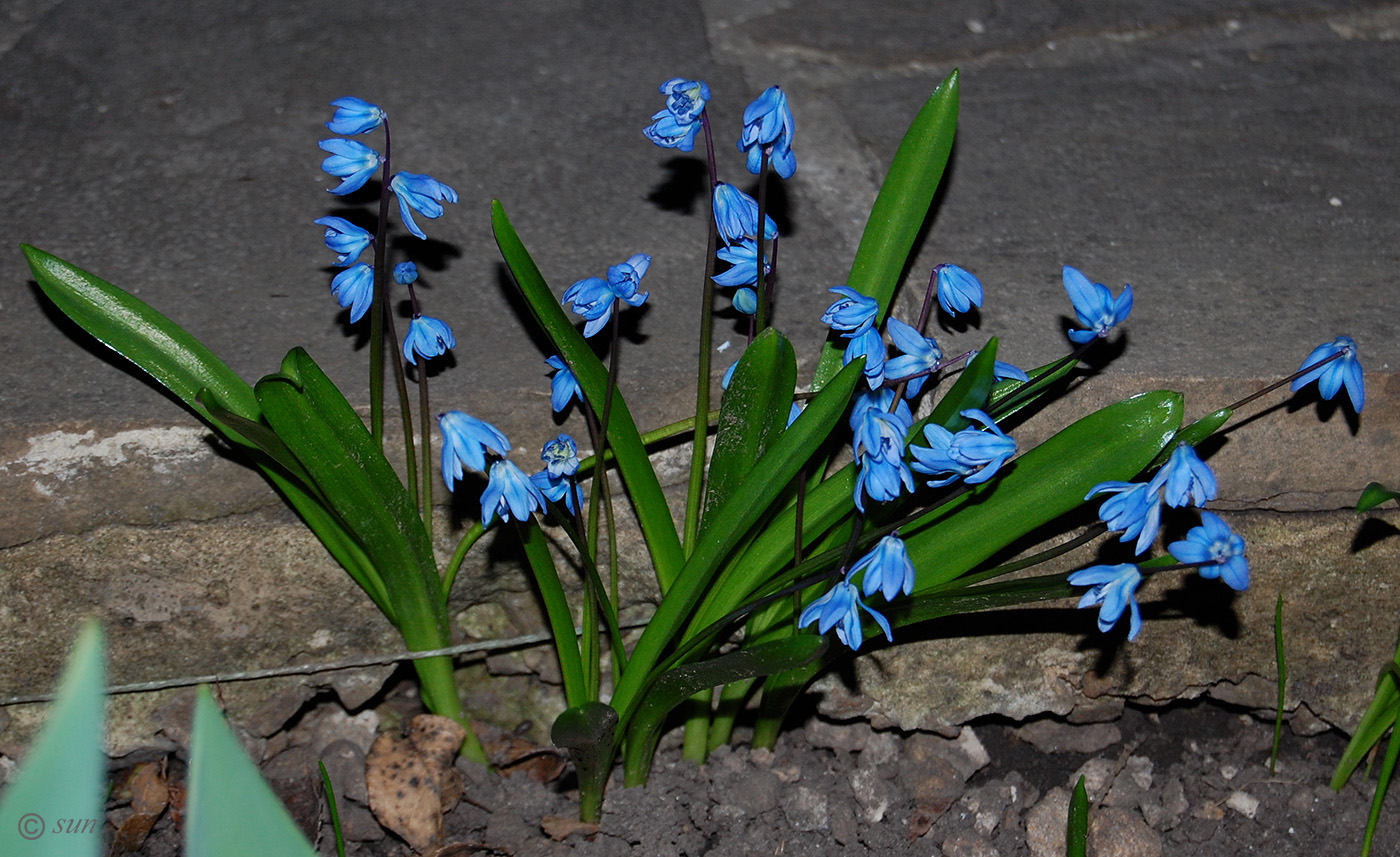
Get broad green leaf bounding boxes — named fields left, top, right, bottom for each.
left=811, top=70, right=959, bottom=391
left=904, top=391, right=1184, bottom=593
left=516, top=522, right=586, bottom=708
left=1359, top=482, right=1400, bottom=513
left=609, top=360, right=864, bottom=732
left=24, top=246, right=260, bottom=427
left=186, top=687, right=317, bottom=857
left=622, top=635, right=826, bottom=787
left=0, top=621, right=104, bottom=857
left=551, top=702, right=619, bottom=823
left=492, top=201, right=685, bottom=590
left=700, top=328, right=797, bottom=539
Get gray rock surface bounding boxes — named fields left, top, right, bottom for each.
left=1, top=0, right=1397, bottom=752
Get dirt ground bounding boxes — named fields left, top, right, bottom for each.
left=104, top=689, right=1400, bottom=857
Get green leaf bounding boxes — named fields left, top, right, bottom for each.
left=1359, top=482, right=1400, bottom=513
left=492, top=201, right=685, bottom=590
left=811, top=70, right=959, bottom=392
left=24, top=245, right=260, bottom=428
left=516, top=522, right=586, bottom=708
left=623, top=635, right=827, bottom=786
left=0, top=621, right=105, bottom=857
left=1333, top=643, right=1400, bottom=790
left=1148, top=407, right=1233, bottom=469
left=551, top=702, right=619, bottom=823
left=700, top=328, right=797, bottom=539
left=186, top=687, right=318, bottom=857
left=904, top=391, right=1184, bottom=593
left=1067, top=775, right=1089, bottom=857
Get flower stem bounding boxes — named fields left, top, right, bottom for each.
left=685, top=113, right=720, bottom=554
left=369, top=120, right=393, bottom=445
left=383, top=306, right=420, bottom=510
left=418, top=365, right=433, bottom=543
left=753, top=146, right=772, bottom=333
left=1223, top=349, right=1346, bottom=414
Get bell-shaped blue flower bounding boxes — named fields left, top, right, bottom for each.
left=739, top=86, right=796, bottom=179
left=909, top=409, right=1016, bottom=488
left=643, top=78, right=710, bottom=151
left=732, top=288, right=758, bottom=315
left=1085, top=480, right=1162, bottom=555
left=331, top=264, right=374, bottom=323
left=541, top=434, right=580, bottom=478
left=390, top=172, right=458, bottom=240
left=934, top=264, right=984, bottom=316
left=713, top=239, right=768, bottom=288
left=481, top=459, right=546, bottom=527
left=1153, top=444, right=1217, bottom=509
left=438, top=411, right=511, bottom=490
left=606, top=254, right=652, bottom=305
left=884, top=316, right=942, bottom=397
left=713, top=183, right=777, bottom=246
left=854, top=443, right=914, bottom=513
left=531, top=469, right=584, bottom=515
left=851, top=534, right=916, bottom=602
left=546, top=356, right=583, bottom=414
left=1291, top=336, right=1364, bottom=412
left=1067, top=563, right=1143, bottom=641
left=843, top=327, right=887, bottom=389
left=1169, top=511, right=1249, bottom=591
left=326, top=97, right=385, bottom=135
left=642, top=112, right=702, bottom=151
left=403, top=315, right=455, bottom=365
left=799, top=580, right=892, bottom=651
left=563, top=254, right=651, bottom=338
left=822, top=286, right=879, bottom=337
left=394, top=262, right=419, bottom=285
left=1063, top=266, right=1133, bottom=343
left=314, top=216, right=372, bottom=266
left=319, top=139, right=381, bottom=195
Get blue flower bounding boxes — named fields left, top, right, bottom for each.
left=643, top=78, right=710, bottom=151
left=1067, top=563, right=1143, bottom=641
left=331, top=264, right=374, bottom=323
left=713, top=239, right=768, bottom=288
left=854, top=444, right=915, bottom=513
left=1153, top=444, right=1217, bottom=509
left=1085, top=481, right=1162, bottom=555
left=967, top=350, right=1031, bottom=383
left=884, top=316, right=942, bottom=397
left=438, top=411, right=511, bottom=490
left=713, top=183, right=777, bottom=246
left=1291, top=336, right=1364, bottom=412
left=1169, top=511, right=1249, bottom=591
left=320, top=139, right=382, bottom=195
left=393, top=262, right=419, bottom=285
left=314, top=216, right=372, bottom=266
left=739, top=86, right=796, bottom=179
left=326, top=96, right=385, bottom=135
left=798, top=580, right=892, bottom=651
left=851, top=534, right=916, bottom=602
left=546, top=356, right=583, bottom=413
left=909, top=409, right=1016, bottom=488
left=821, top=286, right=879, bottom=337
left=541, top=434, right=580, bottom=478
left=531, top=469, right=584, bottom=515
left=563, top=254, right=651, bottom=338
left=849, top=387, right=913, bottom=444
left=403, top=315, right=455, bottom=365
left=843, top=327, right=887, bottom=389
left=481, top=459, right=546, bottom=527
left=390, top=172, right=458, bottom=240
left=1063, top=266, right=1133, bottom=343
left=732, top=288, right=758, bottom=315
left=934, top=264, right=984, bottom=316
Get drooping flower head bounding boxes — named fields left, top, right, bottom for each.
left=822, top=286, right=879, bottom=337
left=1152, top=444, right=1217, bottom=509
left=851, top=534, right=916, bottom=602
left=1085, top=480, right=1162, bottom=555
left=1169, top=511, right=1249, bottom=591
left=319, top=138, right=382, bottom=195
left=798, top=580, right=892, bottom=651
left=739, top=86, right=796, bottom=178
left=393, top=262, right=419, bottom=285
left=909, top=409, right=1016, bottom=488
left=481, top=460, right=546, bottom=527
left=713, top=183, right=778, bottom=246
left=330, top=264, right=374, bottom=323
left=1067, top=563, right=1143, bottom=641
left=389, top=172, right=458, bottom=240
left=1063, top=266, right=1133, bottom=343
left=712, top=239, right=768, bottom=288
left=643, top=78, right=710, bottom=151
left=563, top=254, right=652, bottom=338
left=545, top=356, right=583, bottom=414
left=314, top=216, right=372, bottom=266
left=934, top=264, right=985, bottom=316
left=438, top=411, right=511, bottom=491
left=843, top=327, right=887, bottom=389
left=540, top=434, right=580, bottom=478
left=1291, top=336, right=1364, bottom=412
left=403, top=315, right=455, bottom=365
left=325, top=97, right=385, bottom=135
left=884, top=316, right=942, bottom=397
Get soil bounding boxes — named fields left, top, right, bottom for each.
left=104, top=688, right=1400, bottom=857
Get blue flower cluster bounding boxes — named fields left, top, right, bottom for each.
left=562, top=254, right=652, bottom=338
left=798, top=534, right=916, bottom=650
